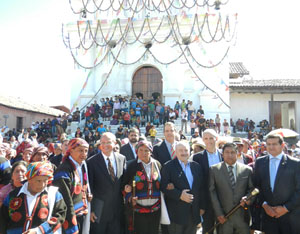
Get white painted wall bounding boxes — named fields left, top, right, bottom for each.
left=230, top=92, right=300, bottom=133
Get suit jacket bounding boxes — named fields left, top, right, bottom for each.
left=152, top=140, right=173, bottom=166
left=209, top=162, right=254, bottom=217
left=254, top=154, right=300, bottom=217
left=120, top=143, right=136, bottom=162
left=161, top=158, right=205, bottom=226
left=87, top=152, right=126, bottom=223
left=193, top=150, right=223, bottom=204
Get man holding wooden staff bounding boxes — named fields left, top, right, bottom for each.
left=209, top=142, right=254, bottom=234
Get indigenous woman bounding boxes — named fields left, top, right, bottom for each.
left=123, top=140, right=162, bottom=234
left=0, top=161, right=27, bottom=207
left=0, top=161, right=67, bottom=234
left=31, top=146, right=58, bottom=172
left=22, top=146, right=34, bottom=164
left=52, top=138, right=92, bottom=234
left=30, top=147, right=50, bottom=163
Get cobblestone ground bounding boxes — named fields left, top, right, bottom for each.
left=196, top=228, right=262, bottom=234
left=160, top=225, right=262, bottom=233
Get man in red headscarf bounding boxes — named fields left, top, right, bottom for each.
left=52, top=138, right=92, bottom=234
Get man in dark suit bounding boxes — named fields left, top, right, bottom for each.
left=153, top=122, right=178, bottom=234
left=192, top=129, right=222, bottom=234
left=120, top=127, right=139, bottom=162
left=87, top=132, right=126, bottom=234
left=161, top=140, right=205, bottom=234
left=209, top=143, right=254, bottom=234
left=254, top=134, right=300, bottom=234
left=153, top=122, right=177, bottom=166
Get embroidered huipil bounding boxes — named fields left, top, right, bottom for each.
left=0, top=183, right=66, bottom=234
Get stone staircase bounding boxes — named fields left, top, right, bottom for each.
left=67, top=118, right=192, bottom=139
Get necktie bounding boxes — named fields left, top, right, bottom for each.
left=270, top=157, right=279, bottom=192
left=171, top=145, right=176, bottom=160
left=107, top=158, right=116, bottom=181
left=228, top=166, right=236, bottom=189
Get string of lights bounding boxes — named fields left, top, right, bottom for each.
left=161, top=0, right=230, bottom=108
left=63, top=13, right=237, bottom=50
left=77, top=0, right=140, bottom=112
left=68, top=0, right=233, bottom=110
left=68, top=0, right=229, bottom=15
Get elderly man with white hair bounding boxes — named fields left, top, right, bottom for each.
left=87, top=132, right=126, bottom=234
left=193, top=129, right=223, bottom=234
left=161, top=140, right=205, bottom=234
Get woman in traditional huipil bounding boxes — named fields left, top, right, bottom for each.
left=123, top=140, right=162, bottom=234
left=0, top=161, right=27, bottom=207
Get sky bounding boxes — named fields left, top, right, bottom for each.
left=0, top=0, right=299, bottom=108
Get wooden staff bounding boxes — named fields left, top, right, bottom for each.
left=206, top=188, right=259, bottom=234
left=132, top=180, right=136, bottom=233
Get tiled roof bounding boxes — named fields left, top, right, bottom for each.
left=229, top=79, right=300, bottom=88
left=229, top=62, right=249, bottom=77
left=0, top=95, right=65, bottom=116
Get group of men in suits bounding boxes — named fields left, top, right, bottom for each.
left=51, top=122, right=300, bottom=234
left=151, top=124, right=300, bottom=234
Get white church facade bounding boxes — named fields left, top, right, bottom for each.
left=66, top=6, right=236, bottom=122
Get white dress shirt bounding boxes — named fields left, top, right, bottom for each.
left=207, top=150, right=221, bottom=167
left=129, top=143, right=137, bottom=159
left=102, top=152, right=117, bottom=175
left=69, top=156, right=83, bottom=185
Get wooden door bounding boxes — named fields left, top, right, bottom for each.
left=132, top=66, right=162, bottom=100
left=273, top=102, right=282, bottom=128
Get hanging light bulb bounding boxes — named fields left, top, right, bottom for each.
left=182, top=36, right=191, bottom=45
left=81, top=9, right=87, bottom=18
left=144, top=41, right=152, bottom=49
left=215, top=0, right=221, bottom=10
left=108, top=40, right=117, bottom=49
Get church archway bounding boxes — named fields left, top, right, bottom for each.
left=132, top=66, right=163, bottom=101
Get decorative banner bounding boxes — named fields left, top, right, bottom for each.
left=220, top=78, right=229, bottom=91
left=70, top=20, right=118, bottom=112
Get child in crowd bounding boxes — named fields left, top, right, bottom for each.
left=130, top=108, right=135, bottom=116
left=135, top=104, right=142, bottom=117
left=190, top=119, right=196, bottom=135
left=190, top=112, right=195, bottom=122
left=136, top=116, right=141, bottom=128
left=97, top=123, right=106, bottom=135
left=145, top=122, right=152, bottom=137
left=141, top=116, right=146, bottom=127
left=131, top=115, right=137, bottom=127
left=153, top=115, right=160, bottom=127
left=149, top=125, right=157, bottom=146
left=107, top=126, right=112, bottom=132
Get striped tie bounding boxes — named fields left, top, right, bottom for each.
left=107, top=158, right=116, bottom=181
left=228, top=166, right=236, bottom=189
left=171, top=145, right=176, bottom=159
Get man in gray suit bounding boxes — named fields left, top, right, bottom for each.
left=209, top=143, right=254, bottom=234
